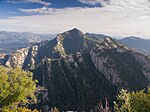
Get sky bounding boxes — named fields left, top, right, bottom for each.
left=0, top=0, right=150, bottom=39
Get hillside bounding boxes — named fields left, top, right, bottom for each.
left=1, top=29, right=150, bottom=111
left=85, top=34, right=150, bottom=55
left=119, top=36, right=150, bottom=54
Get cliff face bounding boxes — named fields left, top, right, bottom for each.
left=90, top=49, right=121, bottom=85
left=5, top=48, right=28, bottom=68
left=33, top=51, right=117, bottom=111
left=131, top=51, right=150, bottom=79
left=90, top=38, right=149, bottom=90
left=1, top=28, right=150, bottom=111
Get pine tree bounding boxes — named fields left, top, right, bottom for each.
left=0, top=66, right=37, bottom=109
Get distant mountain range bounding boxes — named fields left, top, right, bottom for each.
left=1, top=28, right=150, bottom=111
left=86, top=33, right=150, bottom=54
left=1, top=31, right=149, bottom=55
left=119, top=36, right=150, bottom=54
left=0, top=31, right=55, bottom=54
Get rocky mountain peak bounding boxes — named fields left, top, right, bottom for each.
left=68, top=28, right=83, bottom=34
left=55, top=28, right=85, bottom=54
left=61, top=28, right=84, bottom=39
left=1, top=29, right=150, bottom=110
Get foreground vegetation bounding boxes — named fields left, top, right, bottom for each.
left=0, top=66, right=37, bottom=111
left=114, top=89, right=150, bottom=112
left=0, top=66, right=150, bottom=112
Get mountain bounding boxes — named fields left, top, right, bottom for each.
left=1, top=28, right=150, bottom=111
left=119, top=36, right=150, bottom=54
left=85, top=34, right=150, bottom=55
left=85, top=33, right=111, bottom=42
left=0, top=31, right=55, bottom=54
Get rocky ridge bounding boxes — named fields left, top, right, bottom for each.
left=90, top=38, right=150, bottom=90
left=1, top=28, right=150, bottom=111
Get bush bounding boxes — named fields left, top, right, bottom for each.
left=0, top=66, right=37, bottom=109
left=114, top=88, right=150, bottom=112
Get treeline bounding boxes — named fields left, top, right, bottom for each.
left=0, top=66, right=150, bottom=112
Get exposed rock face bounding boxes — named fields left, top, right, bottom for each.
left=1, top=28, right=150, bottom=111
left=90, top=38, right=127, bottom=86
left=90, top=38, right=149, bottom=90
left=90, top=49, right=121, bottom=85
left=5, top=48, right=28, bottom=68
left=53, top=34, right=66, bottom=58
left=29, top=45, right=39, bottom=69
left=131, top=51, right=150, bottom=79
left=23, top=45, right=39, bottom=69
left=2, top=28, right=90, bottom=69
left=33, top=51, right=116, bottom=111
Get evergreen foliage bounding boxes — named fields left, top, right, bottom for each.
left=0, top=66, right=37, bottom=109
left=114, top=88, right=150, bottom=112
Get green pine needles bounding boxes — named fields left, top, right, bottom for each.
left=0, top=66, right=37, bottom=109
